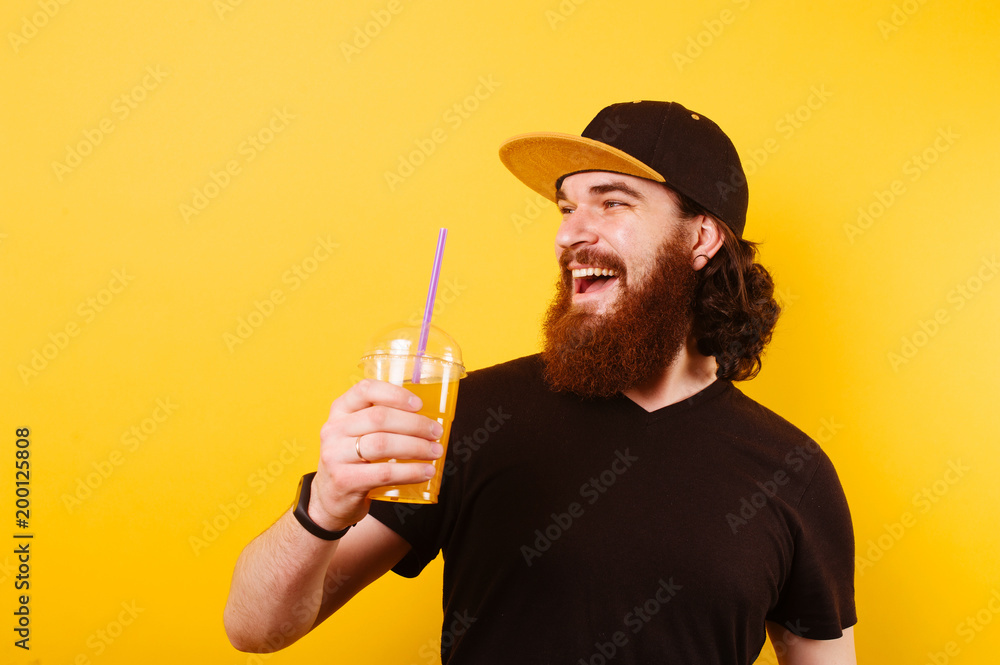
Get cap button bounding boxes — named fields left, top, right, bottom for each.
left=691, top=113, right=700, bottom=120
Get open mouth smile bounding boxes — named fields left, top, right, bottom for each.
left=571, top=267, right=620, bottom=296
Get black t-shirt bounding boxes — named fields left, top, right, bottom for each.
left=369, top=355, right=856, bottom=664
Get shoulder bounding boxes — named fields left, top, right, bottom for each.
left=450, top=354, right=576, bottom=436
left=711, top=383, right=843, bottom=501
left=466, top=353, right=543, bottom=380
left=715, top=382, right=818, bottom=451
left=461, top=354, right=545, bottom=396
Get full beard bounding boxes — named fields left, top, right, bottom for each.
left=541, top=234, right=698, bottom=398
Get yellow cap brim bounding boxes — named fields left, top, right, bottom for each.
left=498, top=132, right=665, bottom=203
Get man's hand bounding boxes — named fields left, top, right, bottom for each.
left=309, top=379, right=445, bottom=531
left=766, top=622, right=856, bottom=665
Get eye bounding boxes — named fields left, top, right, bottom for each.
left=559, top=205, right=575, bottom=215
left=604, top=200, right=628, bottom=209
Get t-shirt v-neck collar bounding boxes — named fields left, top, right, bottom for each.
left=615, top=377, right=733, bottom=424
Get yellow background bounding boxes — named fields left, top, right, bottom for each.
left=2, top=0, right=998, bottom=663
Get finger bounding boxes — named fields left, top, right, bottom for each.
left=317, top=459, right=436, bottom=505
left=347, top=460, right=437, bottom=491
left=352, top=433, right=444, bottom=464
left=341, top=405, right=443, bottom=442
left=330, top=379, right=422, bottom=417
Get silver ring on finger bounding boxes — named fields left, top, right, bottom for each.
left=355, top=435, right=371, bottom=463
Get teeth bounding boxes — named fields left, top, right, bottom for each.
left=572, top=267, right=618, bottom=279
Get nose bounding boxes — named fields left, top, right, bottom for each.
left=555, top=206, right=600, bottom=255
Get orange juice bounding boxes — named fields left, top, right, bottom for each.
left=368, top=378, right=460, bottom=504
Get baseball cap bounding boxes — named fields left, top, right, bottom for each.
left=498, top=100, right=749, bottom=237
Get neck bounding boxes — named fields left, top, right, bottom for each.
left=623, top=336, right=719, bottom=412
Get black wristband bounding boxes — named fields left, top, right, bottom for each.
left=293, top=472, right=353, bottom=541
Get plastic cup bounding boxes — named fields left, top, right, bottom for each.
left=360, top=323, right=466, bottom=504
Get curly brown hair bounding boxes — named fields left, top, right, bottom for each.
left=672, top=190, right=781, bottom=381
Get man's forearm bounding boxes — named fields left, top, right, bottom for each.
left=224, top=509, right=341, bottom=652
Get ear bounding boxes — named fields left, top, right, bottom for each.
left=690, top=216, right=725, bottom=271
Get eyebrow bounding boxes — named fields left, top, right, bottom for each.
left=555, top=180, right=647, bottom=203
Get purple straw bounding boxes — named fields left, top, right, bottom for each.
left=412, top=228, right=448, bottom=384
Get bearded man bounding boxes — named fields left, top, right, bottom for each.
left=224, top=101, right=857, bottom=664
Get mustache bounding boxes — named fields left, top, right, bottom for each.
left=558, top=248, right=628, bottom=276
